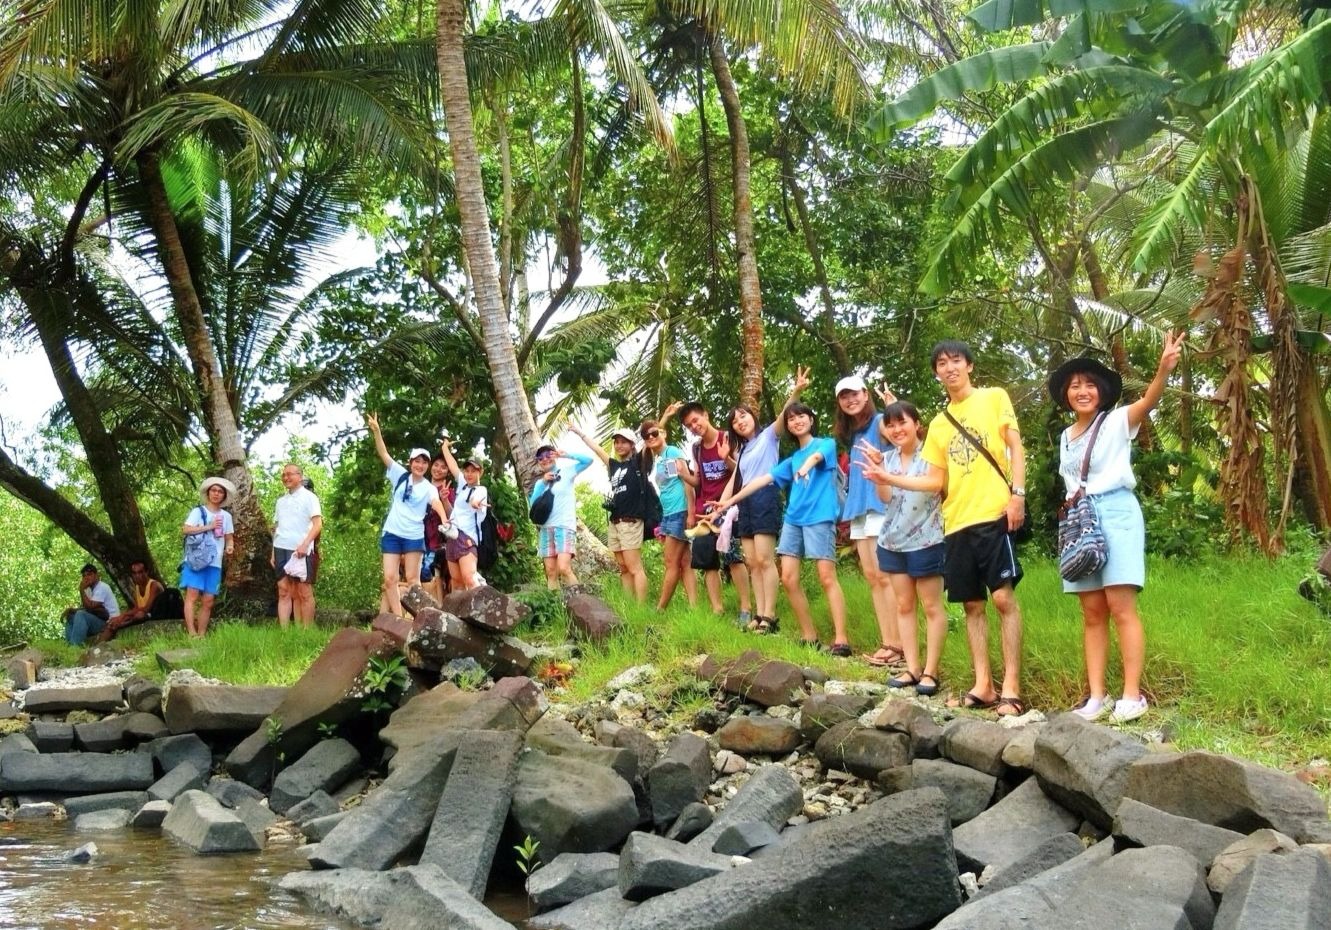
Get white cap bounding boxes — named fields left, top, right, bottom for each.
left=610, top=428, right=639, bottom=445
left=408, top=447, right=431, bottom=461
left=835, top=375, right=867, bottom=395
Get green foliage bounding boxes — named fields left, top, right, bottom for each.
left=514, top=834, right=542, bottom=875
left=361, top=653, right=409, bottom=714
left=264, top=715, right=284, bottom=746
left=512, top=588, right=570, bottom=632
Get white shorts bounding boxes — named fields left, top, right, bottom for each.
left=849, top=512, right=885, bottom=541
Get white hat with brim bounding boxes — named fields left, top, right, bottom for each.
left=610, top=429, right=639, bottom=446
left=834, top=375, right=867, bottom=395
left=408, top=447, right=431, bottom=462
left=200, top=476, right=238, bottom=503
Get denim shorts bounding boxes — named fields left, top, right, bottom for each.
left=380, top=532, right=425, bottom=555
left=660, top=511, right=687, bottom=541
left=1062, top=488, right=1146, bottom=593
left=776, top=521, right=837, bottom=562
left=736, top=485, right=782, bottom=538
left=181, top=564, right=222, bottom=596
left=877, top=542, right=946, bottom=578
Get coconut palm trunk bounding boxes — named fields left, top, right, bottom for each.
left=709, top=34, right=764, bottom=408
left=137, top=152, right=272, bottom=605
left=437, top=0, right=543, bottom=485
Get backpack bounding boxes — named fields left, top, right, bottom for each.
left=529, top=484, right=555, bottom=526
left=465, top=487, right=501, bottom=571
left=183, top=507, right=219, bottom=571
left=640, top=462, right=662, bottom=540
left=151, top=587, right=185, bottom=621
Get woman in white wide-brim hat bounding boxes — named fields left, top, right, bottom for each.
left=181, top=476, right=236, bottom=637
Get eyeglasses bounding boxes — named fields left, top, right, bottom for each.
left=645, top=430, right=661, bottom=439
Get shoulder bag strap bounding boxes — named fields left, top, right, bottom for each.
left=942, top=409, right=1011, bottom=491
left=1076, top=412, right=1108, bottom=489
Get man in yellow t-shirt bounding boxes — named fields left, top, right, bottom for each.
left=863, top=340, right=1028, bottom=717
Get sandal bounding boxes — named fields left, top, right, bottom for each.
left=888, top=671, right=920, bottom=689
left=995, top=696, right=1028, bottom=717
left=829, top=642, right=853, bottom=658
left=915, top=673, right=941, bottom=697
left=948, top=691, right=999, bottom=710
left=755, top=616, right=779, bottom=635
left=864, top=644, right=905, bottom=668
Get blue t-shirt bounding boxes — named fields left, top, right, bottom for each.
left=876, top=447, right=944, bottom=552
left=736, top=423, right=780, bottom=485
left=185, top=506, right=234, bottom=569
left=382, top=462, right=440, bottom=539
left=654, top=446, right=689, bottom=516
left=528, top=452, right=594, bottom=529
left=842, top=414, right=888, bottom=521
left=769, top=436, right=839, bottom=526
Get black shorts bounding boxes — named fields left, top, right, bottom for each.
left=943, top=516, right=1023, bottom=603
left=691, top=532, right=720, bottom=571
left=275, top=548, right=316, bottom=584
left=736, top=484, right=782, bottom=538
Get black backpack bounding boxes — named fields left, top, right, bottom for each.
left=640, top=462, right=662, bottom=540
left=530, top=486, right=555, bottom=526
left=464, top=487, right=501, bottom=571
left=151, top=587, right=185, bottom=621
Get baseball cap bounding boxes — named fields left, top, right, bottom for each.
left=610, top=428, right=639, bottom=445
left=834, top=375, right=867, bottom=395
left=408, top=447, right=431, bottom=461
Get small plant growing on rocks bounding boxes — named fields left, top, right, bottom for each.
left=514, top=834, right=542, bottom=915
left=361, top=654, right=409, bottom=714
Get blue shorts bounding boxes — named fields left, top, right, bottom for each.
left=181, top=564, right=222, bottom=596
left=776, top=521, right=837, bottom=562
left=736, top=485, right=782, bottom=538
left=381, top=532, right=426, bottom=555
left=1063, top=488, right=1146, bottom=593
left=660, top=511, right=688, bottom=541
left=877, top=542, right=946, bottom=578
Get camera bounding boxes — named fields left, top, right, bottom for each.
left=601, top=494, right=615, bottom=512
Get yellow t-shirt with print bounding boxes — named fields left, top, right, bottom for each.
left=922, top=387, right=1018, bottom=534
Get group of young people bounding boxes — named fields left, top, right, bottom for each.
left=533, top=335, right=1184, bottom=723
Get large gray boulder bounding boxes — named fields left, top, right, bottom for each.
left=143, top=733, right=212, bottom=777
left=880, top=758, right=997, bottom=826
left=800, top=693, right=876, bottom=743
left=620, top=788, right=962, bottom=930
left=442, top=585, right=531, bottom=634
left=419, top=729, right=524, bottom=899
left=526, top=716, right=638, bottom=783
left=1036, top=845, right=1214, bottom=930
left=206, top=778, right=265, bottom=809
left=0, top=751, right=153, bottom=793
left=74, top=715, right=147, bottom=752
left=1033, top=713, right=1149, bottom=828
left=147, top=762, right=208, bottom=802
left=0, top=733, right=38, bottom=759
left=278, top=865, right=512, bottom=930
left=270, top=738, right=361, bottom=814
left=132, top=799, right=172, bottom=828
left=511, top=749, right=639, bottom=859
left=594, top=720, right=660, bottom=774
left=618, top=832, right=734, bottom=901
left=527, top=852, right=621, bottom=911
left=23, top=683, right=123, bottom=713
left=311, top=677, right=547, bottom=871
left=163, top=684, right=286, bottom=734
left=647, top=732, right=712, bottom=829
left=27, top=721, right=74, bottom=752
left=1112, top=797, right=1244, bottom=866
left=162, top=789, right=261, bottom=854
left=940, top=719, right=1012, bottom=778
left=969, top=833, right=1085, bottom=901
left=813, top=722, right=910, bottom=780
left=528, top=887, right=637, bottom=930
left=64, top=791, right=150, bottom=818
left=1213, top=848, right=1331, bottom=930
left=1207, top=829, right=1299, bottom=894
left=408, top=607, right=537, bottom=678
left=689, top=764, right=803, bottom=850
left=951, top=776, right=1080, bottom=874
left=75, top=809, right=133, bottom=832
left=1124, top=751, right=1331, bottom=842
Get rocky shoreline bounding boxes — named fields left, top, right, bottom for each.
left=3, top=585, right=1331, bottom=929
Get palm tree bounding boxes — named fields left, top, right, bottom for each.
left=1, top=0, right=436, bottom=601
left=873, top=0, right=1331, bottom=543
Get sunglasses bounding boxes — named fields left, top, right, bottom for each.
left=645, top=430, right=661, bottom=439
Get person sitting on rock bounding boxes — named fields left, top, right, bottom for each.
left=64, top=563, right=121, bottom=645
left=95, top=559, right=163, bottom=642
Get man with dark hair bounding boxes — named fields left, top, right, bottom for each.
left=95, top=560, right=166, bottom=642
left=64, top=564, right=121, bottom=646
left=867, top=341, right=1027, bottom=716
left=677, top=402, right=751, bottom=620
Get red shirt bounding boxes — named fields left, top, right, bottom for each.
left=693, top=437, right=732, bottom=516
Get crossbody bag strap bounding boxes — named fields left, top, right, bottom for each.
left=1076, top=412, right=1108, bottom=489
left=942, top=409, right=1010, bottom=491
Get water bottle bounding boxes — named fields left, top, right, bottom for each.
left=213, top=514, right=224, bottom=538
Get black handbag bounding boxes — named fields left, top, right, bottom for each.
left=942, top=409, right=1032, bottom=543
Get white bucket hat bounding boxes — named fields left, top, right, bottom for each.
left=199, top=476, right=238, bottom=504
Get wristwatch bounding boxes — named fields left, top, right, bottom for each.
left=1012, top=487, right=1027, bottom=497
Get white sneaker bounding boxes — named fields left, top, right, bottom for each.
left=1111, top=695, right=1149, bottom=722
left=1071, top=695, right=1108, bottom=720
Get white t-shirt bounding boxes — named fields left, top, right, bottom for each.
left=382, top=462, right=439, bottom=539
left=85, top=580, right=121, bottom=618
left=454, top=484, right=489, bottom=542
left=186, top=505, right=235, bottom=569
left=273, top=486, right=322, bottom=549
left=1059, top=406, right=1140, bottom=496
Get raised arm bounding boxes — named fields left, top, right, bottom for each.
left=440, top=438, right=463, bottom=481
left=569, top=426, right=611, bottom=467
left=1127, top=330, right=1185, bottom=432
left=658, top=400, right=684, bottom=433
left=365, top=412, right=393, bottom=468
left=775, top=365, right=813, bottom=438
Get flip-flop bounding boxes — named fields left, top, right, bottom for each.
left=864, top=644, right=905, bottom=668
left=995, top=696, right=1028, bottom=717
left=948, top=691, right=999, bottom=710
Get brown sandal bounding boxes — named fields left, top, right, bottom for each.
left=995, top=696, right=1028, bottom=717
left=864, top=644, right=905, bottom=668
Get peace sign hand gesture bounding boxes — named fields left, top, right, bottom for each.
left=876, top=382, right=897, bottom=408
left=1159, top=329, right=1186, bottom=375
left=854, top=437, right=884, bottom=466
left=793, top=365, right=812, bottom=394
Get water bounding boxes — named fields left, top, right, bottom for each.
left=0, top=819, right=354, bottom=930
